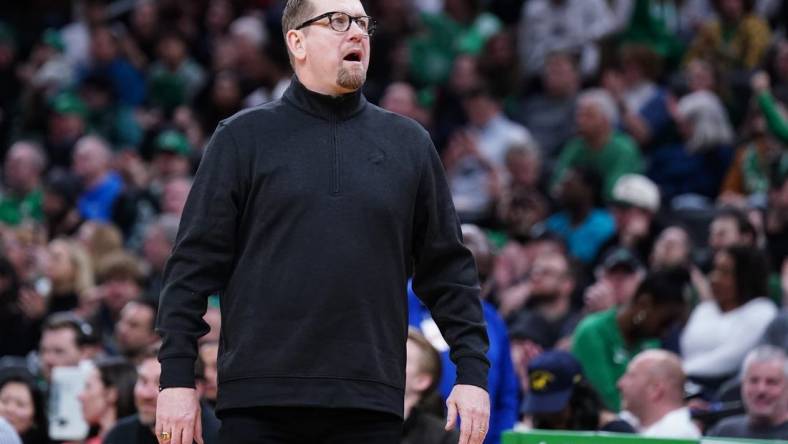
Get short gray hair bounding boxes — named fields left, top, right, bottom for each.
left=578, top=88, right=619, bottom=126
left=281, top=0, right=314, bottom=66
left=743, top=345, right=788, bottom=378
left=75, top=134, right=112, bottom=162
left=281, top=0, right=314, bottom=38
left=677, top=90, right=733, bottom=152
left=8, top=140, right=48, bottom=173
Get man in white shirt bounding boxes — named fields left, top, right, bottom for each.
left=518, top=0, right=620, bottom=78
left=618, top=349, right=701, bottom=438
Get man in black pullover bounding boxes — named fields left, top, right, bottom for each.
left=154, top=0, right=491, bottom=443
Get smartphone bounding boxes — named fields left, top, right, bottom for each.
left=48, top=364, right=90, bottom=441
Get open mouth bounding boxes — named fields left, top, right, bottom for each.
left=343, top=51, right=362, bottom=62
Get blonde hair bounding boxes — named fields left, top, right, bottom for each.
left=407, top=328, right=442, bottom=394
left=80, top=221, right=124, bottom=267
left=50, top=238, right=94, bottom=295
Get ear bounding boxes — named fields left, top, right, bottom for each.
left=647, top=380, right=663, bottom=401
left=286, top=29, right=307, bottom=62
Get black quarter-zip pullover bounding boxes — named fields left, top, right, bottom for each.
left=156, top=77, right=490, bottom=417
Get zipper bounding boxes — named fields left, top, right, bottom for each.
left=331, top=120, right=341, bottom=195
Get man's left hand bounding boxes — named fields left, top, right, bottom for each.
left=445, top=384, right=490, bottom=444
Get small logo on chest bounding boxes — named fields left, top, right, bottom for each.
left=368, top=149, right=386, bottom=165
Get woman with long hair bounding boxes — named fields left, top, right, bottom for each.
left=681, top=246, right=777, bottom=392
left=0, top=371, right=48, bottom=444
left=43, top=238, right=94, bottom=315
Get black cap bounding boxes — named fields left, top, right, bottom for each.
left=601, top=247, right=642, bottom=273
left=508, top=311, right=555, bottom=349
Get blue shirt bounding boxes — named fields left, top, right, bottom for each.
left=78, top=172, right=123, bottom=222
left=545, top=209, right=616, bottom=263
left=408, top=281, right=519, bottom=444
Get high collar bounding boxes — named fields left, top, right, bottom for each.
left=283, top=75, right=366, bottom=121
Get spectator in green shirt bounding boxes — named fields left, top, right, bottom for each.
left=752, top=71, right=788, bottom=145
left=0, top=141, right=46, bottom=226
left=552, top=88, right=644, bottom=202
left=408, top=0, right=502, bottom=87
left=571, top=267, right=690, bottom=411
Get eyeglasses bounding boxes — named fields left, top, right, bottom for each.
left=296, top=11, right=376, bottom=36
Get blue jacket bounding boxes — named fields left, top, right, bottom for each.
left=409, top=281, right=519, bottom=444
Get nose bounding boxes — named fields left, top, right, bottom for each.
left=144, top=384, right=159, bottom=400
left=348, top=19, right=366, bottom=40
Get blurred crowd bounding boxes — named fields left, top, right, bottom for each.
left=0, top=0, right=787, bottom=443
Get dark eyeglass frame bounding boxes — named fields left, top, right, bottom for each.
left=295, top=11, right=376, bottom=36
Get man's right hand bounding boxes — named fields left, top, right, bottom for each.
left=155, top=387, right=203, bottom=444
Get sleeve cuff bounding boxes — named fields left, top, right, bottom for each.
left=455, top=356, right=490, bottom=392
left=158, top=357, right=196, bottom=389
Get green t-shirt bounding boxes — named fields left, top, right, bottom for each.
left=0, top=188, right=43, bottom=226
left=571, top=309, right=660, bottom=411
left=757, top=90, right=788, bottom=144
left=552, top=131, right=644, bottom=202
left=408, top=12, right=502, bottom=87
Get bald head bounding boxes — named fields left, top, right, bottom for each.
left=619, top=349, right=686, bottom=421
left=634, top=350, right=686, bottom=401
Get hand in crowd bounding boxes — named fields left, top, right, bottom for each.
left=751, top=71, right=771, bottom=93
left=445, top=384, right=490, bottom=444
left=173, top=106, right=205, bottom=151
left=135, top=108, right=165, bottom=131
left=492, top=242, right=529, bottom=291
left=115, top=150, right=150, bottom=189
left=17, top=286, right=46, bottom=320
left=444, top=130, right=483, bottom=171
left=690, top=266, right=713, bottom=302
left=510, top=339, right=543, bottom=392
left=498, top=281, right=532, bottom=318
left=583, top=280, right=616, bottom=313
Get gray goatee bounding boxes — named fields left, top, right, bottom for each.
left=337, top=65, right=366, bottom=90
